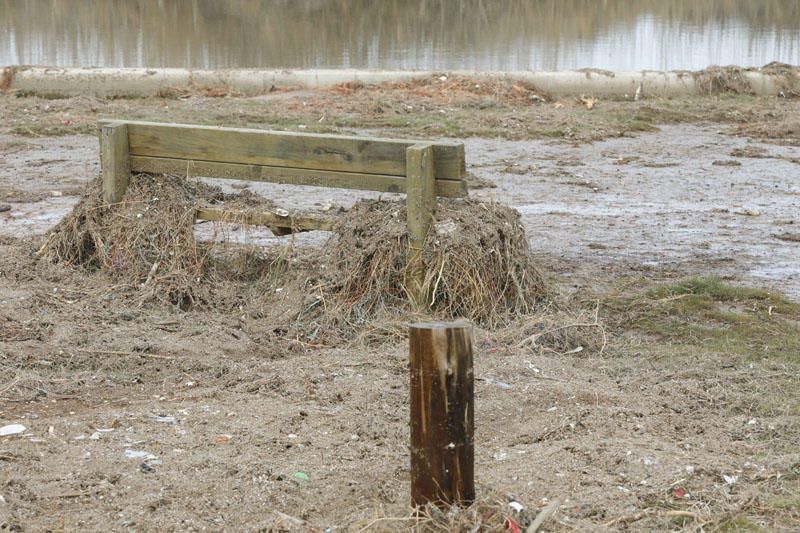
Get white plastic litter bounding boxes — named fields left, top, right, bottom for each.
left=0, top=424, right=26, bottom=436
left=124, top=449, right=157, bottom=460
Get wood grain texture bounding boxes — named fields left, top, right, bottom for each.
left=195, top=207, right=335, bottom=232
left=107, top=120, right=466, bottom=181
left=99, top=122, right=131, bottom=203
left=406, top=143, right=437, bottom=309
left=129, top=156, right=467, bottom=197
left=409, top=321, right=475, bottom=506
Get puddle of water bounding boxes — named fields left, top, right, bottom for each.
left=2, top=0, right=798, bottom=70
left=1, top=197, right=75, bottom=235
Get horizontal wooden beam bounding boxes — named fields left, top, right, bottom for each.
left=131, top=156, right=467, bottom=198
left=110, top=120, right=466, bottom=180
left=196, top=207, right=335, bottom=232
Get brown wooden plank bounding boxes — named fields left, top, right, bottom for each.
left=130, top=156, right=467, bottom=198
left=108, top=120, right=465, bottom=179
left=195, top=208, right=335, bottom=232
left=406, top=143, right=436, bottom=310
left=99, top=122, right=130, bottom=203
left=409, top=321, right=475, bottom=506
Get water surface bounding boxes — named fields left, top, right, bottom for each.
left=1, top=0, right=799, bottom=71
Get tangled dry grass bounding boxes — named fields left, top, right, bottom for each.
left=34, top=173, right=607, bottom=350
left=40, top=174, right=216, bottom=308
left=322, top=199, right=547, bottom=329
left=39, top=174, right=545, bottom=317
left=694, top=63, right=800, bottom=96
left=328, top=74, right=549, bottom=105
left=350, top=490, right=540, bottom=533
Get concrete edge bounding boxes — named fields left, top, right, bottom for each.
left=2, top=65, right=799, bottom=98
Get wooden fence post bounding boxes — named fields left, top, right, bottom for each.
left=406, top=143, right=436, bottom=311
left=409, top=321, right=475, bottom=506
left=99, top=122, right=131, bottom=204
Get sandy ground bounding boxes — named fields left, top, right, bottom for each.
left=1, top=92, right=799, bottom=532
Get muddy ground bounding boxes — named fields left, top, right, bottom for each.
left=1, top=81, right=799, bottom=531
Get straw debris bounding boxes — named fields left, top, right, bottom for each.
left=321, top=199, right=547, bottom=328
left=39, top=173, right=549, bottom=331
left=40, top=174, right=238, bottom=308
left=695, top=66, right=753, bottom=94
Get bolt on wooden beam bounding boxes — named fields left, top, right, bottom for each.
left=409, top=321, right=475, bottom=507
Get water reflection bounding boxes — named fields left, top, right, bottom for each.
left=1, top=0, right=798, bottom=70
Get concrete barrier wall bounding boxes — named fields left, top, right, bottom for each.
left=2, top=66, right=797, bottom=98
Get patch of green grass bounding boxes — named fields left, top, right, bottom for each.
left=607, top=277, right=800, bottom=361
left=766, top=493, right=800, bottom=511
left=714, top=517, right=771, bottom=532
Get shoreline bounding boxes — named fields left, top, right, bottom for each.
left=3, top=64, right=798, bottom=98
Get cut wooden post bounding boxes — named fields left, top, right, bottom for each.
left=406, top=143, right=436, bottom=311
left=99, top=122, right=131, bottom=204
left=409, top=321, right=475, bottom=506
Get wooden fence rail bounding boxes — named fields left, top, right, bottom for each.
left=98, top=120, right=467, bottom=308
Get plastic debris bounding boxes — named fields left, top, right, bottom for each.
left=294, top=472, right=310, bottom=481
left=505, top=517, right=521, bottom=533
left=481, top=378, right=512, bottom=390
left=723, top=474, right=738, bottom=485
left=509, top=501, right=525, bottom=513
left=150, top=415, right=176, bottom=424
left=672, top=487, right=687, bottom=499
left=526, top=362, right=542, bottom=373
left=124, top=449, right=157, bottom=460
left=0, top=424, right=26, bottom=436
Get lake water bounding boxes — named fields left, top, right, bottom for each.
left=1, top=0, right=799, bottom=71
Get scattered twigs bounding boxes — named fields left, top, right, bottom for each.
left=75, top=348, right=174, bottom=360
left=527, top=497, right=563, bottom=533
left=603, top=509, right=703, bottom=528
left=140, top=260, right=160, bottom=289
left=355, top=516, right=423, bottom=533
left=517, top=323, right=601, bottom=348
left=272, top=511, right=307, bottom=528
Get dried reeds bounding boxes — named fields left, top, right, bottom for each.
left=39, top=173, right=552, bottom=335
left=41, top=173, right=214, bottom=307
left=321, top=199, right=547, bottom=328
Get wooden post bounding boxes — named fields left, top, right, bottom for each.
left=409, top=321, right=474, bottom=506
left=99, top=122, right=131, bottom=204
left=406, top=144, right=436, bottom=311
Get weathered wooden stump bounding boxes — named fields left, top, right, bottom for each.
left=409, top=321, right=475, bottom=506
left=405, top=143, right=435, bottom=311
